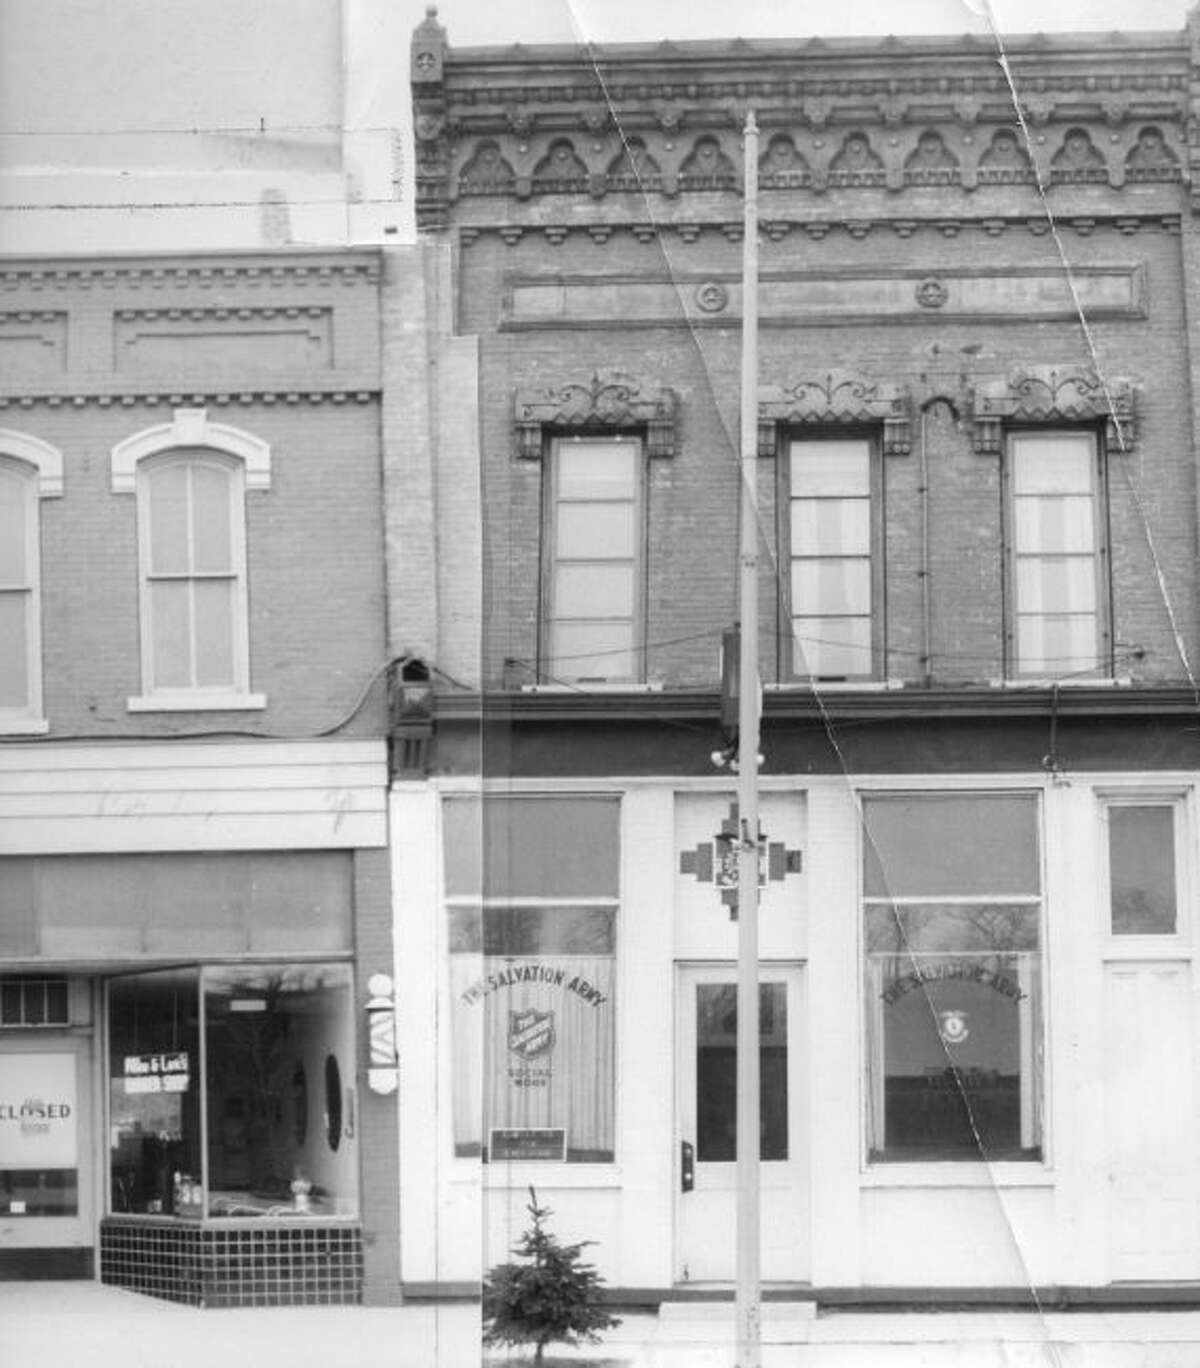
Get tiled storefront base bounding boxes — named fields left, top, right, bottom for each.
left=100, top=1218, right=363, bottom=1307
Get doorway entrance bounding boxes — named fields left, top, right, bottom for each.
left=675, top=963, right=807, bottom=1283
left=0, top=1031, right=94, bottom=1276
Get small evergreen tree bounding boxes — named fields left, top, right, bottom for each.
left=483, top=1187, right=620, bottom=1364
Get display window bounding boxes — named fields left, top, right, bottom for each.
left=107, top=963, right=356, bottom=1219
left=445, top=795, right=619, bottom=1164
left=861, top=793, right=1044, bottom=1163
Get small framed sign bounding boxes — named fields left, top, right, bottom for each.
left=489, top=1128, right=566, bottom=1162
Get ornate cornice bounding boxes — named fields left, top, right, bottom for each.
left=513, top=373, right=677, bottom=458
left=0, top=388, right=378, bottom=411
left=413, top=10, right=1193, bottom=231
left=758, top=371, right=912, bottom=455
left=970, top=365, right=1136, bottom=452
left=0, top=259, right=379, bottom=293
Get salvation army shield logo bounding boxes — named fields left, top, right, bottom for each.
left=938, top=1010, right=970, bottom=1046
left=508, top=1009, right=556, bottom=1061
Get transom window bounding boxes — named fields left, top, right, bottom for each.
left=785, top=437, right=876, bottom=680
left=1008, top=431, right=1107, bottom=679
left=545, top=438, right=641, bottom=684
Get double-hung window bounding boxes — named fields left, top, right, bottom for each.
left=1008, top=430, right=1108, bottom=679
left=0, top=436, right=61, bottom=734
left=139, top=453, right=247, bottom=698
left=785, top=437, right=876, bottom=681
left=113, top=411, right=269, bottom=711
left=545, top=437, right=641, bottom=684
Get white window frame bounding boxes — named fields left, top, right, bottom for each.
left=543, top=435, right=644, bottom=685
left=1005, top=428, right=1110, bottom=682
left=1097, top=788, right=1191, bottom=955
left=783, top=434, right=881, bottom=682
left=859, top=789, right=1048, bottom=1172
left=0, top=432, right=63, bottom=735
left=111, top=409, right=269, bottom=711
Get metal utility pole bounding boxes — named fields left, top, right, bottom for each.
left=735, top=107, right=762, bottom=1368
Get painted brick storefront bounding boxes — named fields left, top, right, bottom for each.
left=398, top=12, right=1200, bottom=1301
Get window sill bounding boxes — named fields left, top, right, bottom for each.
left=127, top=693, right=267, bottom=713
left=989, top=677, right=1130, bottom=689
left=766, top=680, right=905, bottom=693
left=860, top=1163, right=1053, bottom=1189
left=521, top=683, right=663, bottom=694
left=483, top=1164, right=623, bottom=1190
left=0, top=717, right=50, bottom=735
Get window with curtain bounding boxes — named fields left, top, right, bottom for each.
left=545, top=437, right=642, bottom=684
left=445, top=795, right=619, bottom=1163
left=135, top=451, right=250, bottom=700
left=0, top=459, right=42, bottom=725
left=862, top=793, right=1044, bottom=1163
left=1009, top=430, right=1107, bottom=679
left=785, top=437, right=877, bottom=680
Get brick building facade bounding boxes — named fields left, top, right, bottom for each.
left=0, top=249, right=401, bottom=1305
left=397, top=11, right=1200, bottom=1301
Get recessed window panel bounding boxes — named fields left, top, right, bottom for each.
left=695, top=982, right=788, bottom=1163
left=557, top=441, right=637, bottom=499
left=791, top=498, right=870, bottom=556
left=550, top=619, right=635, bottom=682
left=791, top=441, right=870, bottom=496
left=554, top=563, right=635, bottom=619
left=192, top=580, right=236, bottom=687
left=792, top=615, right=872, bottom=678
left=556, top=502, right=635, bottom=559
left=0, top=594, right=30, bottom=708
left=148, top=581, right=191, bottom=688
left=1109, top=804, right=1177, bottom=936
left=792, top=560, right=871, bottom=616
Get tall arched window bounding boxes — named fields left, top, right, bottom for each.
left=0, top=432, right=62, bottom=733
left=112, top=409, right=269, bottom=710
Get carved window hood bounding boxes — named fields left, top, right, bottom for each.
left=514, top=373, right=677, bottom=459
left=970, top=365, right=1136, bottom=453
left=757, top=371, right=913, bottom=455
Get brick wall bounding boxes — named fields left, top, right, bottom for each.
left=456, top=219, right=1194, bottom=689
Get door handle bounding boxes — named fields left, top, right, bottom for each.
left=681, top=1140, right=694, bottom=1193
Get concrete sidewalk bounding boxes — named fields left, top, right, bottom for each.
left=5, top=1283, right=1200, bottom=1367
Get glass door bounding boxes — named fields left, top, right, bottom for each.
left=675, top=963, right=807, bottom=1283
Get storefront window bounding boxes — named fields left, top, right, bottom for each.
left=446, top=796, right=619, bottom=1164
left=862, top=794, right=1044, bottom=1163
left=108, top=963, right=356, bottom=1218
left=0, top=1052, right=80, bottom=1216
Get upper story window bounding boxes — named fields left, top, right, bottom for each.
left=1007, top=430, right=1109, bottom=680
left=544, top=437, right=643, bottom=684
left=784, top=436, right=878, bottom=681
left=111, top=409, right=270, bottom=712
left=0, top=433, right=63, bottom=735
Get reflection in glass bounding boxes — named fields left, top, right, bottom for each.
left=695, top=983, right=788, bottom=1163
left=108, top=968, right=201, bottom=1215
left=204, top=964, right=354, bottom=1217
left=107, top=963, right=357, bottom=1220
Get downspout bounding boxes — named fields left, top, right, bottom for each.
left=919, top=404, right=933, bottom=687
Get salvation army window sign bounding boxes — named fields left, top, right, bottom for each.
left=451, top=955, right=615, bottom=1163
left=0, top=1053, right=78, bottom=1169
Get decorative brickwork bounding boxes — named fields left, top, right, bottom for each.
left=758, top=372, right=913, bottom=456
left=514, top=374, right=677, bottom=459
left=970, top=366, right=1137, bottom=454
